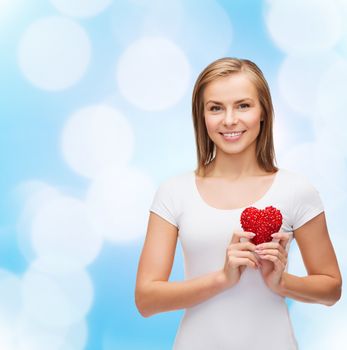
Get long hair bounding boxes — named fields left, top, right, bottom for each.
left=192, top=57, right=278, bottom=177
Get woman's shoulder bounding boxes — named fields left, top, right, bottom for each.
left=156, top=169, right=193, bottom=191
left=277, top=167, right=320, bottom=196
left=278, top=167, right=313, bottom=184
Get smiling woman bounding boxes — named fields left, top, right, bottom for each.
left=192, top=58, right=277, bottom=177
left=203, top=73, right=263, bottom=151
left=135, top=57, right=342, bottom=350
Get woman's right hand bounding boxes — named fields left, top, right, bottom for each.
left=222, top=230, right=260, bottom=287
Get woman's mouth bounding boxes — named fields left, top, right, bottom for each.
left=219, top=131, right=246, bottom=142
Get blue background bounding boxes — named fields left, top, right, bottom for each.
left=1, top=0, right=346, bottom=349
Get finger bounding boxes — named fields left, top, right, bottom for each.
left=255, top=241, right=287, bottom=254
left=229, top=241, right=257, bottom=254
left=255, top=242, right=280, bottom=250
left=239, top=258, right=259, bottom=269
left=278, top=233, right=290, bottom=250
left=258, top=254, right=286, bottom=271
left=257, top=246, right=288, bottom=258
left=271, top=231, right=291, bottom=249
left=230, top=230, right=256, bottom=244
left=229, top=257, right=258, bottom=269
left=228, top=249, right=260, bottom=267
left=255, top=249, right=286, bottom=261
left=257, top=250, right=287, bottom=265
left=233, top=250, right=260, bottom=266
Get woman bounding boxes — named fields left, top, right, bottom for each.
left=135, top=57, right=342, bottom=349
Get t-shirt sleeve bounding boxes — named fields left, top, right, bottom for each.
left=149, top=181, right=179, bottom=228
left=291, top=177, right=324, bottom=231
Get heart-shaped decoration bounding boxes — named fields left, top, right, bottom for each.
left=240, top=206, right=283, bottom=245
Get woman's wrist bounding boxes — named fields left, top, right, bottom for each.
left=270, top=272, right=287, bottom=297
left=217, top=268, right=240, bottom=290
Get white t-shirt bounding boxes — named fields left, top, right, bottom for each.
left=149, top=167, right=324, bottom=350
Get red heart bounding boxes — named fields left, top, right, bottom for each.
left=240, top=206, right=283, bottom=245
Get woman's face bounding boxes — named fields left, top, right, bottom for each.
left=203, top=72, right=263, bottom=157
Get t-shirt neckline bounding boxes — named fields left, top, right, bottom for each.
left=191, top=168, right=282, bottom=212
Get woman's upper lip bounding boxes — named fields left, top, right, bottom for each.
left=219, top=130, right=246, bottom=133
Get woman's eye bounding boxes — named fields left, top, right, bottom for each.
left=239, top=103, right=250, bottom=109
left=210, top=106, right=221, bottom=112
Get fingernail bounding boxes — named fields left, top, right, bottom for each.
left=249, top=233, right=256, bottom=237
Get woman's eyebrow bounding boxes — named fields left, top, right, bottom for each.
left=205, top=98, right=253, bottom=105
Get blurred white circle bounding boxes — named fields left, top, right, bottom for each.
left=15, top=180, right=62, bottom=262
left=323, top=198, right=347, bottom=270
left=50, top=0, right=112, bottom=18
left=61, top=104, right=135, bottom=179
left=15, top=313, right=68, bottom=350
left=178, top=0, right=233, bottom=63
left=278, top=53, right=339, bottom=115
left=0, top=270, right=22, bottom=327
left=22, top=263, right=93, bottom=328
left=0, top=321, right=15, bottom=350
left=22, top=271, right=70, bottom=329
left=60, top=320, right=88, bottom=350
left=281, top=141, right=347, bottom=212
left=265, top=0, right=342, bottom=55
left=289, top=296, right=347, bottom=349
left=314, top=57, right=347, bottom=154
left=110, top=0, right=232, bottom=67
left=141, top=1, right=183, bottom=39
left=111, top=1, right=183, bottom=47
left=14, top=180, right=61, bottom=205
left=272, top=95, right=298, bottom=156
left=86, top=165, right=155, bottom=243
left=31, top=195, right=103, bottom=268
left=311, top=324, right=347, bottom=350
left=316, top=56, right=347, bottom=117
left=18, top=16, right=91, bottom=90
left=116, top=36, right=191, bottom=111
left=335, top=0, right=347, bottom=58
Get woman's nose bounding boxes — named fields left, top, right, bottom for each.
left=223, top=109, right=238, bottom=126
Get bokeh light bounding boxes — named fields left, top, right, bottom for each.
left=266, top=0, right=343, bottom=55
left=15, top=181, right=62, bottom=262
left=278, top=53, right=340, bottom=116
left=116, top=36, right=191, bottom=111
left=22, top=261, right=93, bottom=328
left=50, top=0, right=112, bottom=18
left=61, top=105, right=135, bottom=179
left=86, top=165, right=155, bottom=243
left=1, top=1, right=346, bottom=348
left=18, top=16, right=91, bottom=90
left=314, top=57, right=347, bottom=153
left=31, top=195, right=103, bottom=268
left=281, top=141, right=347, bottom=211
left=0, top=269, right=22, bottom=327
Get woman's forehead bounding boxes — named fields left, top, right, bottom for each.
left=203, top=73, right=258, bottom=102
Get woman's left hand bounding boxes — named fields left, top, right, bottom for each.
left=255, top=231, right=291, bottom=295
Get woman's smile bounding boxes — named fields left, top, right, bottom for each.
left=203, top=72, right=262, bottom=156
left=219, top=130, right=246, bottom=142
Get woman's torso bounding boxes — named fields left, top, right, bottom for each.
left=171, top=168, right=298, bottom=350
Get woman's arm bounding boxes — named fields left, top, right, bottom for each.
left=135, top=212, right=238, bottom=318
left=278, top=212, right=342, bottom=306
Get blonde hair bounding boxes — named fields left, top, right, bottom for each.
left=192, top=57, right=278, bottom=177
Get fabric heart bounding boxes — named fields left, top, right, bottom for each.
left=240, top=206, right=283, bottom=245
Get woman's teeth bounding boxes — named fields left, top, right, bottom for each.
left=223, top=131, right=243, bottom=137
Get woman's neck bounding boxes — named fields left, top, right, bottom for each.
left=204, top=151, right=266, bottom=180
